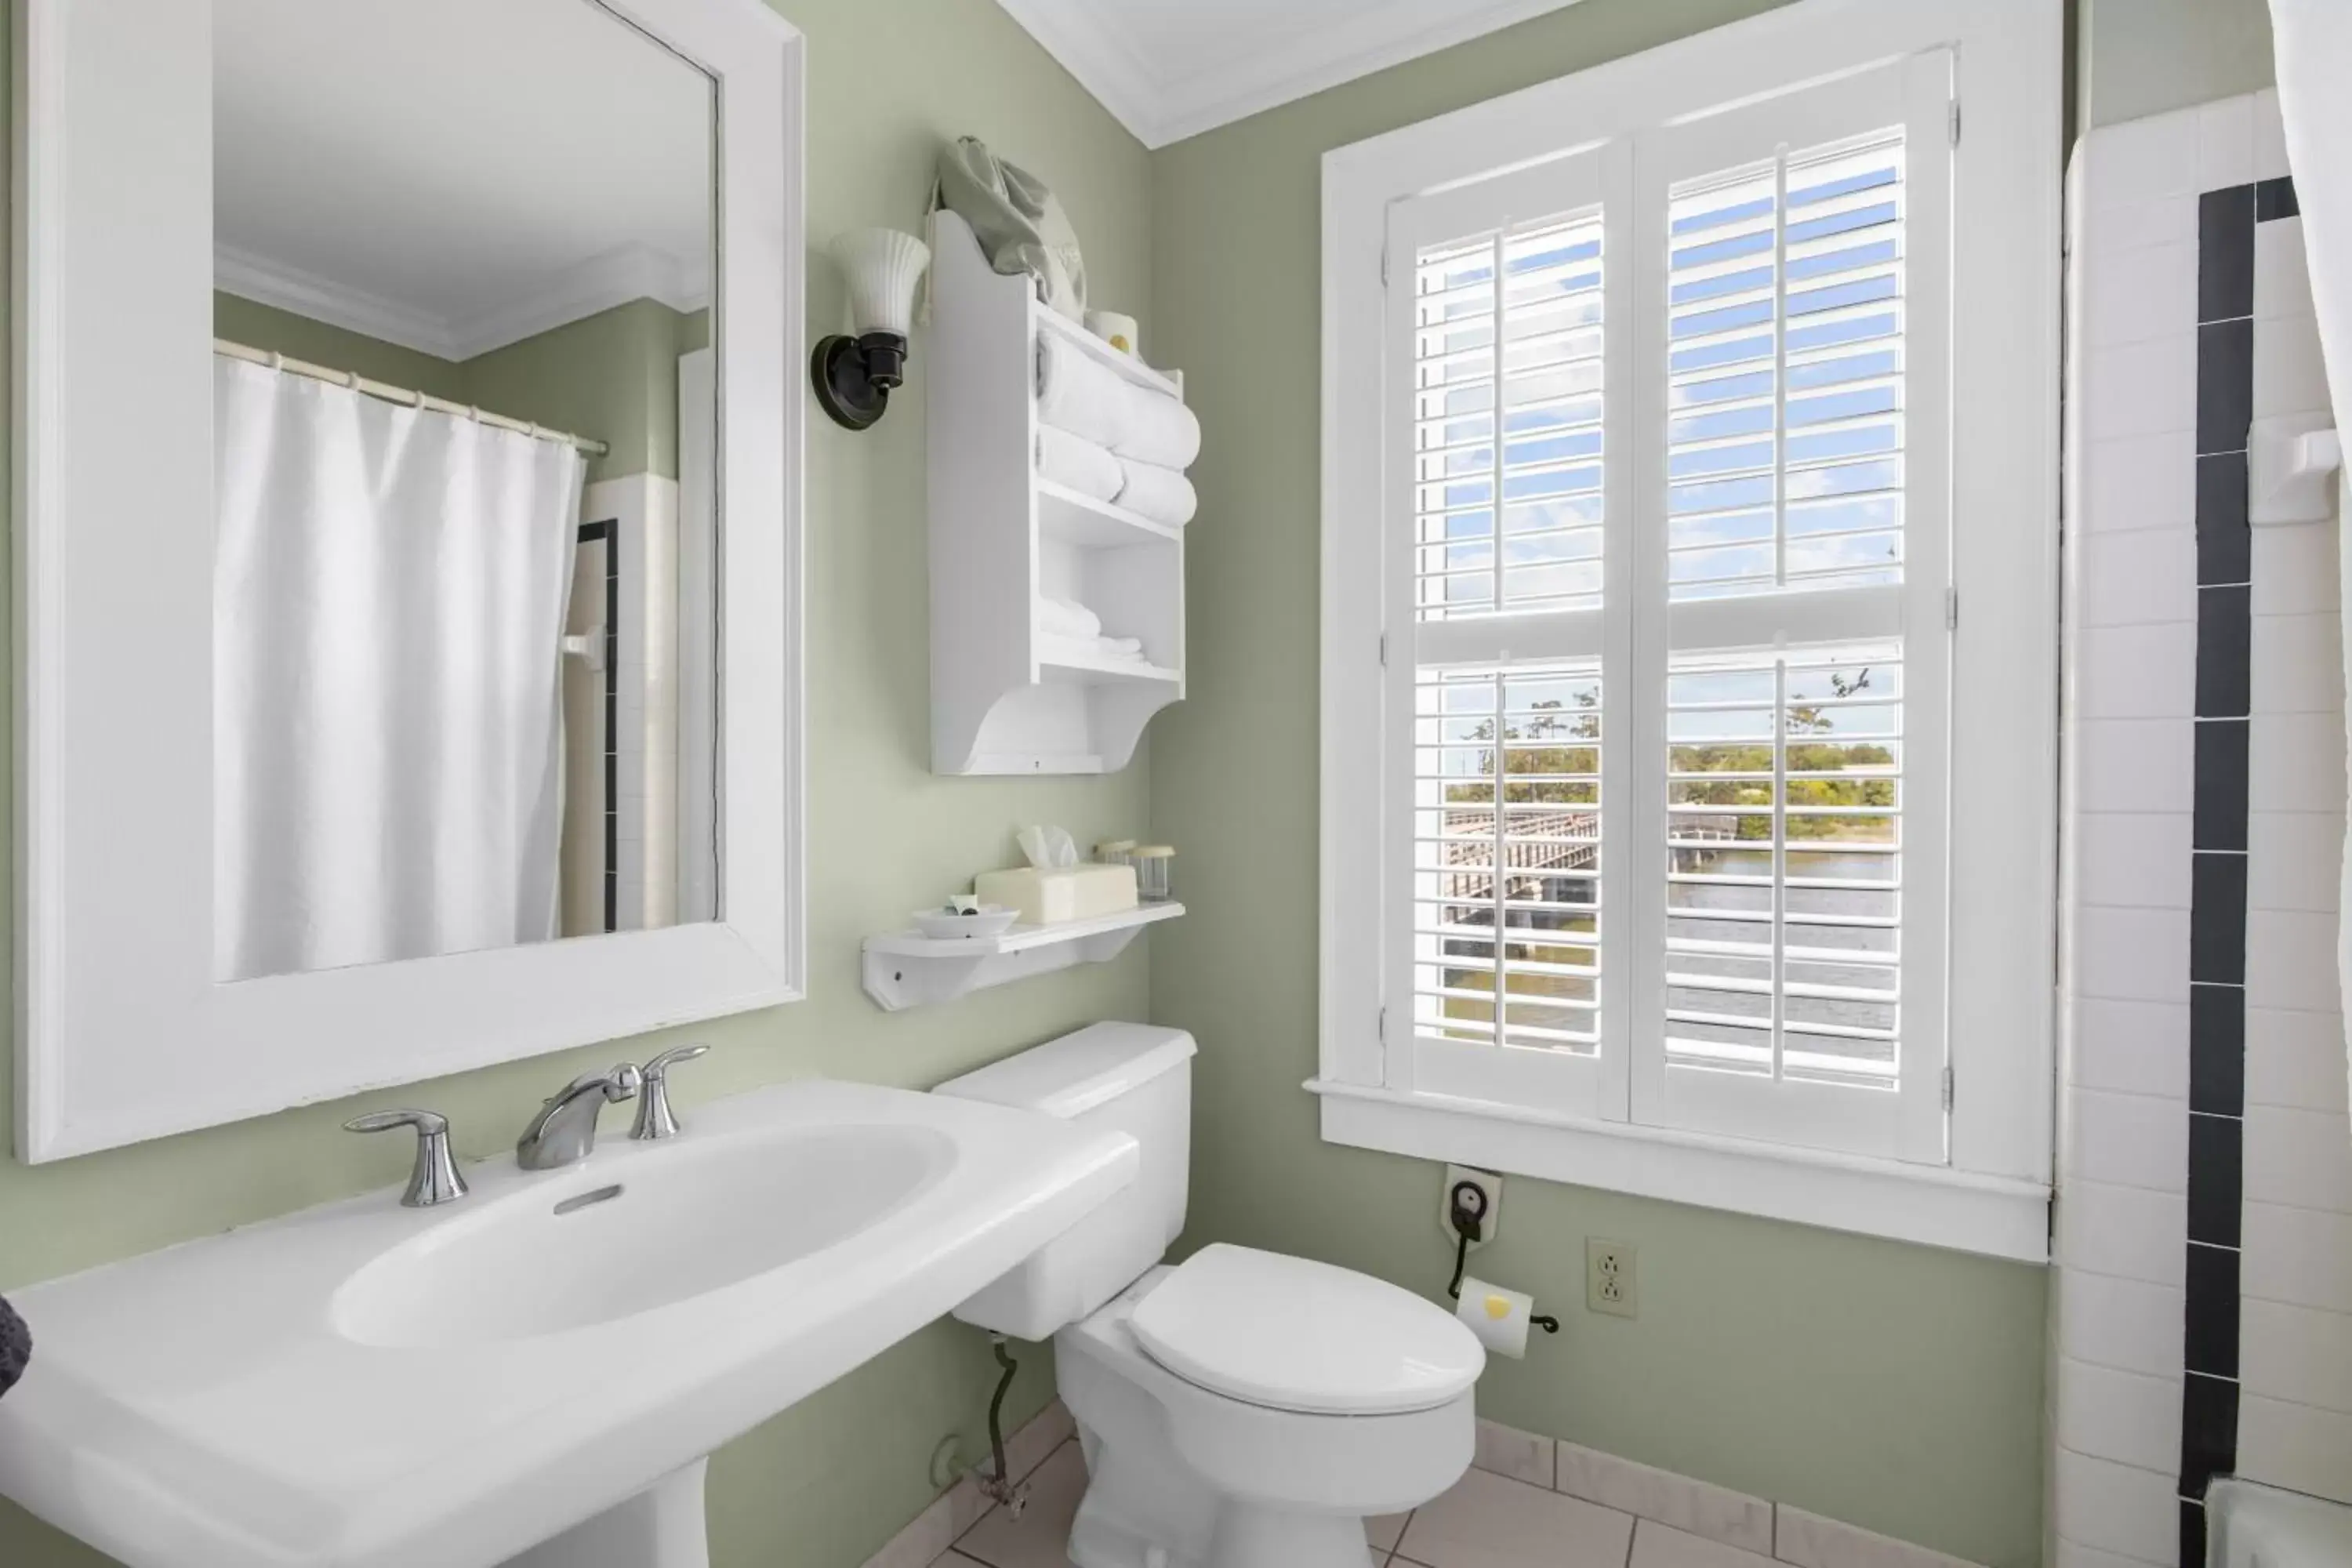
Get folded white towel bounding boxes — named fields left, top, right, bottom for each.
left=1036, top=423, right=1123, bottom=503
left=1036, top=332, right=1202, bottom=472
left=1113, top=459, right=1197, bottom=528
left=1036, top=595, right=1102, bottom=640
left=1039, top=632, right=1150, bottom=665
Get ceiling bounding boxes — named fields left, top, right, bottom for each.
left=992, top=0, right=1586, bottom=148
left=213, top=0, right=713, bottom=363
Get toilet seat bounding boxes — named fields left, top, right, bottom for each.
left=1127, top=1243, right=1483, bottom=1416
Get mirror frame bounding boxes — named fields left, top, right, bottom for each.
left=11, top=0, right=806, bottom=1160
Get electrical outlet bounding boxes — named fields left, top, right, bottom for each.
left=1587, top=1239, right=1636, bottom=1318
left=1440, top=1164, right=1503, bottom=1245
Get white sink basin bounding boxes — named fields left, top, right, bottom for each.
left=335, top=1122, right=954, bottom=1348
left=0, top=1080, right=1136, bottom=1568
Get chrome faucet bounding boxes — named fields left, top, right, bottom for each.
left=344, top=1109, right=469, bottom=1207
left=517, top=1063, right=643, bottom=1171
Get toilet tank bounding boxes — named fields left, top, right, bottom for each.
left=935, top=1022, right=1195, bottom=1339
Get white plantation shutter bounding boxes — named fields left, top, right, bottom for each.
left=1631, top=54, right=1951, bottom=1161
left=1381, top=53, right=1954, bottom=1160
left=1387, top=148, right=1632, bottom=1119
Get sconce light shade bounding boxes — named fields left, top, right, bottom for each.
left=813, top=227, right=932, bottom=432
left=834, top=227, right=931, bottom=337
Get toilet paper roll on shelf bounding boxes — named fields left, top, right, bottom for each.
left=1455, top=1276, right=1547, bottom=1359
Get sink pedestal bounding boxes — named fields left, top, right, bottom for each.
left=502, top=1460, right=710, bottom=1568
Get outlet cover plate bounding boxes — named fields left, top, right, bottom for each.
left=1442, top=1164, right=1503, bottom=1246
left=1587, top=1238, right=1636, bottom=1318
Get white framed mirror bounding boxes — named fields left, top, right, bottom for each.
left=13, top=0, right=805, bottom=1160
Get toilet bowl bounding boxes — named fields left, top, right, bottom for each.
left=1058, top=1257, right=1475, bottom=1568
left=935, top=1025, right=1483, bottom=1568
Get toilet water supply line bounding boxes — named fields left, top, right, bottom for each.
left=978, top=1333, right=1029, bottom=1519
left=1445, top=1181, right=1559, bottom=1338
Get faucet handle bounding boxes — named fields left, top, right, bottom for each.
left=344, top=1109, right=469, bottom=1208
left=554, top=1063, right=643, bottom=1105
left=631, top=1044, right=710, bottom=1142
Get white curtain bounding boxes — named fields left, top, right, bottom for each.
left=2269, top=0, right=2352, bottom=1121
left=213, top=356, right=584, bottom=982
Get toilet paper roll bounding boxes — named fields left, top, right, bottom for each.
left=1456, top=1275, right=1535, bottom=1359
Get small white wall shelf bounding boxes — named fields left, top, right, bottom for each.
left=926, top=209, right=1186, bottom=775
left=862, top=903, right=1185, bottom=1011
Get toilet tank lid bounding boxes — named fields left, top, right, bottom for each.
left=934, top=1023, right=1196, bottom=1119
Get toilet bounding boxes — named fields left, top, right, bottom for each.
left=935, top=1023, right=1483, bottom=1568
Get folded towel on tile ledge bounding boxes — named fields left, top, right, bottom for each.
left=1112, top=458, right=1197, bottom=528
left=1036, top=423, right=1123, bottom=503
left=1036, top=333, right=1201, bottom=471
left=1036, top=595, right=1103, bottom=640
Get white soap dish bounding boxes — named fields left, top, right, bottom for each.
left=912, top=906, right=1021, bottom=940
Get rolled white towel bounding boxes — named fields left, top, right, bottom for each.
left=1113, top=458, right=1198, bottom=528
left=1036, top=331, right=1202, bottom=471
left=1036, top=423, right=1123, bottom=502
left=1036, top=333, right=1128, bottom=452
left=1112, top=382, right=1200, bottom=472
left=1037, top=595, right=1103, bottom=640
left=1097, top=636, right=1145, bottom=659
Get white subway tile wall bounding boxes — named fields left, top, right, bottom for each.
left=2060, top=89, right=2351, bottom=1568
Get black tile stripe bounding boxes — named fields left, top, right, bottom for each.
left=2256, top=176, right=2299, bottom=223
left=578, top=519, right=620, bottom=935
left=2189, top=985, right=2246, bottom=1117
left=2180, top=180, right=2255, bottom=1559
left=2196, top=452, right=2252, bottom=588
left=2198, top=186, right=2256, bottom=321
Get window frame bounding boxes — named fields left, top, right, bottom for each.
left=1317, top=0, right=2059, bottom=1261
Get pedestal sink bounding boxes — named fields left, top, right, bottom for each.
left=0, top=1080, right=1138, bottom=1568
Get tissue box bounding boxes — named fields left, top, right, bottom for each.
left=975, top=864, right=1138, bottom=926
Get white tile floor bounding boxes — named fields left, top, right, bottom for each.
left=931, top=1440, right=1778, bottom=1568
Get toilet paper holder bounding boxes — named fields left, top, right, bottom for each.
left=1444, top=1180, right=1559, bottom=1338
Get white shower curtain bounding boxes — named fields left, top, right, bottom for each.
left=2270, top=0, right=2352, bottom=1118
left=213, top=356, right=584, bottom=982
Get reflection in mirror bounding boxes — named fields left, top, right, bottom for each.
left=211, top=0, right=719, bottom=982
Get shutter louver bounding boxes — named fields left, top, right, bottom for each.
left=1414, top=210, right=1606, bottom=622
left=1664, top=131, right=1906, bottom=601
left=1664, top=644, right=1903, bottom=1086
left=1414, top=664, right=1604, bottom=1054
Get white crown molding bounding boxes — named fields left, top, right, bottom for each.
left=215, top=242, right=462, bottom=359
left=993, top=0, right=1586, bottom=148
left=445, top=244, right=710, bottom=360
left=214, top=243, right=710, bottom=365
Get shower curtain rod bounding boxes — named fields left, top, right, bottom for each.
left=213, top=338, right=611, bottom=456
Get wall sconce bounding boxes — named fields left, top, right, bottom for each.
left=811, top=227, right=932, bottom=431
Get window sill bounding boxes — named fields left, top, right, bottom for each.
left=1305, top=1078, right=2050, bottom=1263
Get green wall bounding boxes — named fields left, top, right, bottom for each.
left=1145, top=5, right=2047, bottom=1567
left=215, top=291, right=474, bottom=400
left=216, top=292, right=705, bottom=483
left=2075, top=0, right=2274, bottom=130
left=467, top=298, right=703, bottom=482
left=2, top=2, right=1152, bottom=1564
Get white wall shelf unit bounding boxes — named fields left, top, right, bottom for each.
left=862, top=902, right=1185, bottom=1011
left=926, top=209, right=1186, bottom=775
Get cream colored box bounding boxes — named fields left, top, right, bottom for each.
left=975, top=864, right=1138, bottom=926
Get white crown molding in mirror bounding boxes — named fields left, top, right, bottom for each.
left=13, top=0, right=806, bottom=1162
left=216, top=241, right=714, bottom=363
